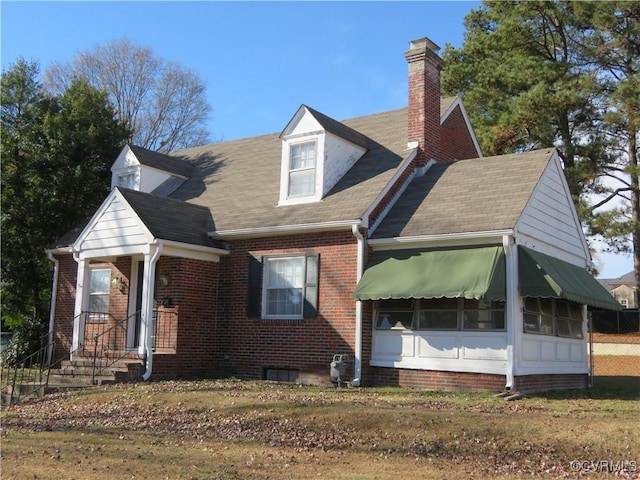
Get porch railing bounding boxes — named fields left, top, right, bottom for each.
left=152, top=308, right=177, bottom=352
left=1, top=332, right=55, bottom=406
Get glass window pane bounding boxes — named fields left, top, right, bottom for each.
left=422, top=298, right=458, bottom=310
left=556, top=318, right=571, bottom=337
left=418, top=310, right=457, bottom=329
left=569, top=302, right=583, bottom=320
left=570, top=319, right=584, bottom=339
left=290, top=142, right=316, bottom=170
left=376, top=311, right=414, bottom=330
left=289, top=169, right=315, bottom=197
left=556, top=301, right=571, bottom=318
left=539, top=298, right=553, bottom=315
left=540, top=315, right=554, bottom=335
left=524, top=297, right=539, bottom=312
left=90, top=269, right=110, bottom=294
left=524, top=313, right=540, bottom=333
left=491, top=311, right=505, bottom=329
left=89, top=294, right=109, bottom=314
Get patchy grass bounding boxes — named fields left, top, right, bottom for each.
left=2, top=380, right=639, bottom=479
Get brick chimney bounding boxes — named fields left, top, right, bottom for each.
left=405, top=37, right=443, bottom=168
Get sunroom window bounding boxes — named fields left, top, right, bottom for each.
left=375, top=298, right=505, bottom=331
left=375, top=299, right=414, bottom=329
left=288, top=141, right=316, bottom=198
left=523, top=297, right=583, bottom=339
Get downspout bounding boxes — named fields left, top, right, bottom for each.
left=142, top=244, right=163, bottom=381
left=351, top=223, right=365, bottom=387
left=46, top=252, right=60, bottom=367
left=503, top=235, right=516, bottom=390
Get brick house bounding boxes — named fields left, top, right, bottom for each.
left=46, top=37, right=620, bottom=393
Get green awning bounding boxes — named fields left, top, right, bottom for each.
left=354, top=245, right=506, bottom=301
left=519, top=246, right=622, bottom=311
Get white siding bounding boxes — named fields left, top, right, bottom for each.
left=139, top=165, right=173, bottom=193
left=77, top=196, right=151, bottom=252
left=517, top=155, right=588, bottom=264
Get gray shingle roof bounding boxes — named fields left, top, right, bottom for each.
left=118, top=188, right=218, bottom=248
left=372, top=148, right=556, bottom=239
left=302, top=105, right=370, bottom=149
left=169, top=107, right=412, bottom=232
left=130, top=145, right=193, bottom=178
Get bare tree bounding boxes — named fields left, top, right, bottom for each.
left=44, top=38, right=211, bottom=152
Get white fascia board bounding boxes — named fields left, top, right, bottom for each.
left=440, top=97, right=483, bottom=158
left=77, top=244, right=152, bottom=260
left=368, top=230, right=514, bottom=250
left=363, top=148, right=419, bottom=232
left=209, top=220, right=362, bottom=240
left=156, top=239, right=230, bottom=261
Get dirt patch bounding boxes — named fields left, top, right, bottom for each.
left=591, top=355, right=640, bottom=376
left=592, top=332, right=640, bottom=344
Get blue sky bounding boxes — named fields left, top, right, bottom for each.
left=1, top=1, right=633, bottom=278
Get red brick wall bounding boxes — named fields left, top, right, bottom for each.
left=369, top=367, right=587, bottom=393
left=441, top=104, right=480, bottom=162
left=151, top=256, right=219, bottom=379
left=51, top=254, right=77, bottom=363
left=214, top=231, right=359, bottom=384
left=514, top=374, right=588, bottom=393
left=370, top=367, right=507, bottom=392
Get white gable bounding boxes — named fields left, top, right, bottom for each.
left=516, top=152, right=590, bottom=266
left=74, top=189, right=153, bottom=258
left=279, top=106, right=367, bottom=206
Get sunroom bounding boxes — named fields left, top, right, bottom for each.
left=355, top=242, right=621, bottom=387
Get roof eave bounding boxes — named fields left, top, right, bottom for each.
left=209, top=219, right=363, bottom=240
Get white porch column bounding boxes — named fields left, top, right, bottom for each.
left=140, top=245, right=162, bottom=379
left=71, top=255, right=89, bottom=355
left=503, top=236, right=520, bottom=389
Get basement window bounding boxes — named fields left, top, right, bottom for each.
left=264, top=368, right=299, bottom=383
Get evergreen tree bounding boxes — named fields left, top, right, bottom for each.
left=443, top=1, right=639, bottom=286
left=1, top=59, right=130, bottom=338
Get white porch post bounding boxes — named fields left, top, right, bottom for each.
left=71, top=255, right=89, bottom=355
left=140, top=245, right=162, bottom=380
left=503, top=236, right=519, bottom=390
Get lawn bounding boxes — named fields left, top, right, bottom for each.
left=1, top=380, right=639, bottom=479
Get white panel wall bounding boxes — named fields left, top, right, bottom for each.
left=518, top=335, right=587, bottom=374
left=371, top=330, right=508, bottom=374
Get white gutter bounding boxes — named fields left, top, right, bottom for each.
left=503, top=235, right=516, bottom=390
left=351, top=223, right=365, bottom=387
left=367, top=229, right=514, bottom=248
left=142, top=244, right=163, bottom=381
left=208, top=220, right=358, bottom=239
left=46, top=252, right=60, bottom=366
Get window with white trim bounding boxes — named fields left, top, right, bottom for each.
left=375, top=298, right=505, bottom=331
left=620, top=298, right=628, bottom=308
left=523, top=297, right=583, bottom=339
left=247, top=253, right=319, bottom=320
left=89, top=268, right=111, bottom=316
left=288, top=141, right=316, bottom=198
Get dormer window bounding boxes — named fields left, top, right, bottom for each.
left=278, top=105, right=368, bottom=206
left=117, top=172, right=137, bottom=190
left=288, top=141, right=317, bottom=198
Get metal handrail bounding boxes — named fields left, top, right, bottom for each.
left=90, top=310, right=142, bottom=385
left=2, top=333, right=55, bottom=406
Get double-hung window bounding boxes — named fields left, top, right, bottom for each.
left=265, top=256, right=306, bottom=317
left=288, top=141, right=316, bottom=198
left=248, top=253, right=319, bottom=320
left=89, top=268, right=111, bottom=320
